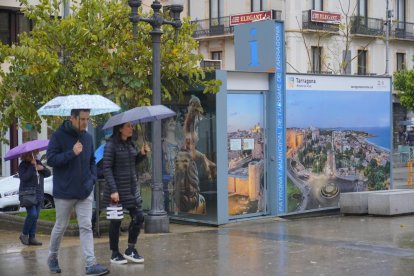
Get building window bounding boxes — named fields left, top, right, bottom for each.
left=358, top=0, right=367, bottom=17
left=0, top=10, right=32, bottom=46
left=311, top=46, right=322, bottom=73
left=396, top=0, right=406, bottom=29
left=209, top=0, right=221, bottom=21
left=396, top=53, right=406, bottom=71
left=0, top=11, right=11, bottom=45
left=357, top=50, right=367, bottom=75
left=312, top=0, right=323, bottom=11
left=211, top=51, right=222, bottom=61
left=17, top=14, right=31, bottom=35
left=251, top=0, right=263, bottom=12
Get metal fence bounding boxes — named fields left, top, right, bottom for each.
left=350, top=16, right=384, bottom=36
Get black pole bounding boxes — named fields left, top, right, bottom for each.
left=128, top=0, right=183, bottom=233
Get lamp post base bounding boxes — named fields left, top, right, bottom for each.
left=144, top=214, right=169, bottom=233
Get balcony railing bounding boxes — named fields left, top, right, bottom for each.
left=200, top=59, right=222, bottom=70
left=191, top=10, right=282, bottom=38
left=192, top=16, right=233, bottom=37
left=350, top=16, right=384, bottom=36
left=391, top=21, right=414, bottom=40
left=302, top=10, right=340, bottom=32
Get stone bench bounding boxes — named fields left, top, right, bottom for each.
left=368, top=190, right=414, bottom=216
left=339, top=189, right=408, bottom=215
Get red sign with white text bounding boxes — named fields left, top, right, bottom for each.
left=311, top=10, right=341, bottom=24
left=230, top=11, right=272, bottom=26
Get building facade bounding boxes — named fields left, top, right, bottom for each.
left=179, top=0, right=412, bottom=144
left=183, top=0, right=412, bottom=75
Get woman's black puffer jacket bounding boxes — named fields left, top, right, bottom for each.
left=102, top=138, right=146, bottom=209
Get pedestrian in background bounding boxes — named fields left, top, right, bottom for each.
left=398, top=126, right=407, bottom=144
left=18, top=150, right=51, bottom=246
left=46, top=109, right=109, bottom=275
left=103, top=121, right=150, bottom=264
left=407, top=128, right=414, bottom=146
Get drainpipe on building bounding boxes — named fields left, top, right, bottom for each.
left=63, top=0, right=70, bottom=18
left=385, top=0, right=391, bottom=76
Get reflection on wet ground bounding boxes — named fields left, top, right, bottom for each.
left=2, top=215, right=414, bottom=275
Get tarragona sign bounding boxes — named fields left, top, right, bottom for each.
left=310, top=10, right=341, bottom=24
left=230, top=11, right=273, bottom=26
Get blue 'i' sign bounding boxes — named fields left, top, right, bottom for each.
left=249, top=28, right=259, bottom=67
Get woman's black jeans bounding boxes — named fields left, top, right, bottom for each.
left=109, top=207, right=145, bottom=252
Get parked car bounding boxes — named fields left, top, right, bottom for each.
left=0, top=174, right=54, bottom=211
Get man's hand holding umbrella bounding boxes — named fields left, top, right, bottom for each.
left=73, top=141, right=83, bottom=156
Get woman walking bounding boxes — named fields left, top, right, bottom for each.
left=103, top=122, right=150, bottom=264
left=19, top=150, right=51, bottom=246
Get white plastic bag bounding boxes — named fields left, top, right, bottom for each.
left=106, top=204, right=124, bottom=220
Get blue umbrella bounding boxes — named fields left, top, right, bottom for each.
left=37, top=94, right=120, bottom=116
left=95, top=144, right=105, bottom=164
left=102, top=105, right=175, bottom=130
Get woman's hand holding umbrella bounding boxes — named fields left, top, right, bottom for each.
left=140, top=144, right=151, bottom=155
left=30, top=158, right=42, bottom=171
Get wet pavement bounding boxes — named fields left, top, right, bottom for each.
left=0, top=161, right=413, bottom=275
left=1, top=215, right=414, bottom=276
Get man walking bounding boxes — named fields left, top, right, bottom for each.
left=46, top=109, right=109, bottom=275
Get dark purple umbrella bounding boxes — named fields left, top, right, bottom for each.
left=4, top=139, right=49, bottom=161
left=102, top=105, right=176, bottom=130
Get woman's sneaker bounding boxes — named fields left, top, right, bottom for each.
left=124, top=248, right=144, bottom=263
left=110, top=252, right=127, bottom=264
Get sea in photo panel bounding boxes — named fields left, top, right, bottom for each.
left=286, top=75, right=391, bottom=213
left=227, top=93, right=265, bottom=216
left=160, top=92, right=217, bottom=222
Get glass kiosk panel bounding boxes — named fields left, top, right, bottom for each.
left=227, top=93, right=266, bottom=218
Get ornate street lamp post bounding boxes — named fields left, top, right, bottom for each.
left=128, top=0, right=183, bottom=233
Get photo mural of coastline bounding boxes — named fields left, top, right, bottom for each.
left=286, top=89, right=391, bottom=213
left=227, top=94, right=265, bottom=216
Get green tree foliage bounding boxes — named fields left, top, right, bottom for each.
left=394, top=69, right=414, bottom=111
left=0, top=0, right=221, bottom=139
left=364, top=159, right=389, bottom=190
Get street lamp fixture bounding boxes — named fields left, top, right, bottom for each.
left=127, top=0, right=183, bottom=233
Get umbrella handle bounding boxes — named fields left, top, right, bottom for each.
left=32, top=152, right=40, bottom=186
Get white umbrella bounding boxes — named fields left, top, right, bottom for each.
left=37, top=94, right=120, bottom=116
